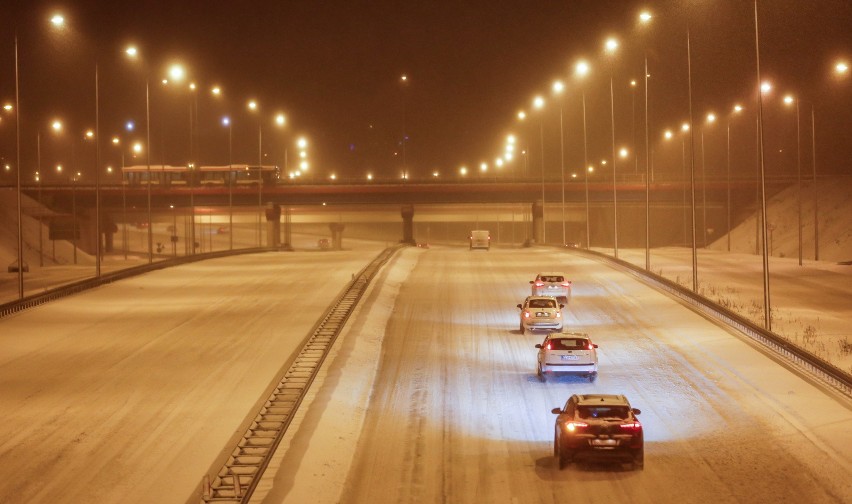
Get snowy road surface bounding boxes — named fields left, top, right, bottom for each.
left=1, top=243, right=850, bottom=504
left=0, top=242, right=385, bottom=503
left=260, top=246, right=852, bottom=504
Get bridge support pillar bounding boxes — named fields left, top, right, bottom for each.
left=265, top=203, right=281, bottom=249
left=329, top=223, right=345, bottom=250
left=531, top=200, right=544, bottom=245
left=400, top=205, right=416, bottom=245
left=102, top=214, right=117, bottom=253
left=281, top=206, right=293, bottom=251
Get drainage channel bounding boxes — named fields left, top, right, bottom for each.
left=200, top=245, right=401, bottom=503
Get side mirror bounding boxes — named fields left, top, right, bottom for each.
left=632, top=408, right=642, bottom=415
left=516, top=304, right=522, bottom=309
left=559, top=304, right=565, bottom=309
left=551, top=408, right=562, bottom=414
left=593, top=344, right=599, bottom=348
left=529, top=280, right=534, bottom=284
left=535, top=344, right=542, bottom=349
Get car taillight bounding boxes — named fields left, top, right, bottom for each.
left=561, top=281, right=572, bottom=287
left=620, top=421, right=642, bottom=431
left=523, top=312, right=531, bottom=319
left=488, top=236, right=491, bottom=240
left=588, top=343, right=594, bottom=350
left=534, top=281, right=544, bottom=287
left=546, top=342, right=552, bottom=350
left=565, top=421, right=588, bottom=432
left=556, top=311, right=561, bottom=318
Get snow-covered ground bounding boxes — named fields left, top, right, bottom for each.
left=1, top=241, right=850, bottom=503
left=1, top=179, right=850, bottom=503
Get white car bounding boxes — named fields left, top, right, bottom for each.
left=535, top=332, right=598, bottom=382
left=469, top=230, right=490, bottom=250
left=530, top=272, right=572, bottom=302
left=517, top=296, right=564, bottom=334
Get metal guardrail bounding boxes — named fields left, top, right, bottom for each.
left=199, top=245, right=402, bottom=503
left=0, top=247, right=270, bottom=320
left=573, top=247, right=852, bottom=398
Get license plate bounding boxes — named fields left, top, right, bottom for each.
left=591, top=439, right=618, bottom=446
left=535, top=312, right=549, bottom=317
left=561, top=355, right=580, bottom=361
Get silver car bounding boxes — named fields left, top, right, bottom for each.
left=535, top=332, right=598, bottom=382
left=530, top=272, right=572, bottom=303
left=517, top=296, right=564, bottom=334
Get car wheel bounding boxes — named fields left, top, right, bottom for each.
left=519, top=323, right=525, bottom=334
left=633, top=449, right=644, bottom=471
left=537, top=363, right=545, bottom=381
left=588, top=373, right=597, bottom=383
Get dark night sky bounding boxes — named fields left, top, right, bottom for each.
left=1, top=1, right=851, bottom=183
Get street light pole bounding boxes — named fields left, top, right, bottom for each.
left=14, top=35, right=24, bottom=298
left=794, top=98, right=802, bottom=266
left=553, top=81, right=566, bottom=246
left=726, top=118, right=732, bottom=253
left=575, top=61, right=591, bottom=250
left=224, top=117, right=233, bottom=250
left=643, top=56, right=651, bottom=271
left=606, top=38, right=619, bottom=259
left=687, top=28, right=699, bottom=293
left=37, top=132, right=43, bottom=267
left=700, top=128, right=707, bottom=247
left=532, top=96, right=546, bottom=244
left=539, top=118, right=546, bottom=245
left=582, top=91, right=590, bottom=250
left=146, top=78, right=153, bottom=263
left=120, top=145, right=126, bottom=260
left=753, top=0, right=772, bottom=330
left=94, top=64, right=101, bottom=277
left=258, top=121, right=263, bottom=247
left=811, top=105, right=819, bottom=261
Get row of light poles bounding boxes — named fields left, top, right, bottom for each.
left=5, top=11, right=310, bottom=300
left=480, top=5, right=847, bottom=332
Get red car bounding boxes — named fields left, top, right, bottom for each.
left=552, top=394, right=644, bottom=470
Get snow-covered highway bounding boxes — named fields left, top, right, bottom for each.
left=0, top=243, right=850, bottom=504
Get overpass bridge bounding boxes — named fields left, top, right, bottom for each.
left=14, top=177, right=784, bottom=255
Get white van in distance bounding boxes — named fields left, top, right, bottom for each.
left=469, top=230, right=491, bottom=250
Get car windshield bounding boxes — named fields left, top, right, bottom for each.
left=541, top=276, right=564, bottom=283
left=577, top=406, right=629, bottom=420
left=529, top=299, right=556, bottom=308
left=549, top=338, right=589, bottom=350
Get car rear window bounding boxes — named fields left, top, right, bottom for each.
left=529, top=299, right=557, bottom=308
left=541, top=276, right=564, bottom=282
left=578, top=406, right=629, bottom=420
left=550, top=338, right=589, bottom=350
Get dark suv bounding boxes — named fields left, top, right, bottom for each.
left=551, top=394, right=644, bottom=470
